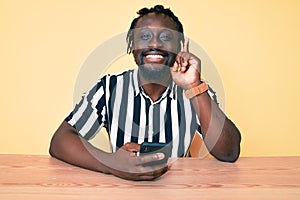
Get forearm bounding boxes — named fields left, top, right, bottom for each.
left=191, top=92, right=241, bottom=162
left=49, top=121, right=168, bottom=181
left=49, top=121, right=111, bottom=173
left=170, top=45, right=241, bottom=161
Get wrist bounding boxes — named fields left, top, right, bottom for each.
left=184, top=81, right=208, bottom=99
left=185, top=80, right=202, bottom=90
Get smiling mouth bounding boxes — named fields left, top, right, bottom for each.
left=146, top=54, right=164, bottom=59
left=143, top=51, right=167, bottom=63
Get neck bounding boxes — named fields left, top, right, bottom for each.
left=138, top=72, right=171, bottom=102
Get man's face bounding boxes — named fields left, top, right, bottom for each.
left=132, top=13, right=181, bottom=81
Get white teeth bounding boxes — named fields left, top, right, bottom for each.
left=146, top=55, right=163, bottom=59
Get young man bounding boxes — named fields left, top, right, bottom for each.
left=49, top=5, right=241, bottom=181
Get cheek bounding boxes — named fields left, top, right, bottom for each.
left=132, top=50, right=143, bottom=64
left=132, top=37, right=147, bottom=51
left=164, top=41, right=180, bottom=54
left=168, top=52, right=178, bottom=64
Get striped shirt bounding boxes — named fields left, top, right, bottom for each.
left=66, top=68, right=218, bottom=157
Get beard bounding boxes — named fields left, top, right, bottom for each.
left=138, top=63, right=170, bottom=81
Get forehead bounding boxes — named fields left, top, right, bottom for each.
left=135, top=13, right=178, bottom=31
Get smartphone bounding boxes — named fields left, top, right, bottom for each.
left=140, top=142, right=172, bottom=166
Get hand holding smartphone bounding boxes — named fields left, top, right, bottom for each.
left=139, top=142, right=172, bottom=166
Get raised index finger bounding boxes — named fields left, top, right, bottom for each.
left=183, top=37, right=189, bottom=53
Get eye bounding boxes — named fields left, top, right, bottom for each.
left=160, top=31, right=173, bottom=41
left=140, top=31, right=152, bottom=41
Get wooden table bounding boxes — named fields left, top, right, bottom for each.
left=0, top=155, right=299, bottom=199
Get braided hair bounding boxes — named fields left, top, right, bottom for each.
left=126, top=5, right=184, bottom=54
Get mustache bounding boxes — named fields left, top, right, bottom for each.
left=140, top=48, right=170, bottom=56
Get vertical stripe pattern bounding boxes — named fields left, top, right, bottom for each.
left=65, top=68, right=218, bottom=157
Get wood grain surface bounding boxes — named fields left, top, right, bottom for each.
left=0, top=155, right=299, bottom=199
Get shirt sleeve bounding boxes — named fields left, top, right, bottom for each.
left=65, top=76, right=107, bottom=140
left=207, top=83, right=219, bottom=106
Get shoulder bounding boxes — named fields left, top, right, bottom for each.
left=101, top=68, right=136, bottom=90
left=105, top=68, right=136, bottom=83
left=84, top=69, right=134, bottom=93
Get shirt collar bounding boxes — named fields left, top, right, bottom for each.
left=132, top=68, right=177, bottom=101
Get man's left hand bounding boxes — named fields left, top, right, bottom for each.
left=170, top=38, right=202, bottom=90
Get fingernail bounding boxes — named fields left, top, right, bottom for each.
left=156, top=153, right=165, bottom=160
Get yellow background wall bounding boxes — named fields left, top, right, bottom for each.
left=0, top=0, right=299, bottom=156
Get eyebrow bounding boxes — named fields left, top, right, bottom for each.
left=135, top=27, right=177, bottom=34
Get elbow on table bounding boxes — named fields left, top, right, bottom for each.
left=216, top=149, right=240, bottom=163
left=48, top=130, right=67, bottom=159
left=49, top=135, right=58, bottom=158
left=212, top=143, right=241, bottom=163
left=216, top=124, right=242, bottom=162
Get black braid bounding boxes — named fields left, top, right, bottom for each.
left=126, top=5, right=184, bottom=54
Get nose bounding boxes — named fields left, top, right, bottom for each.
left=148, top=36, right=163, bottom=49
